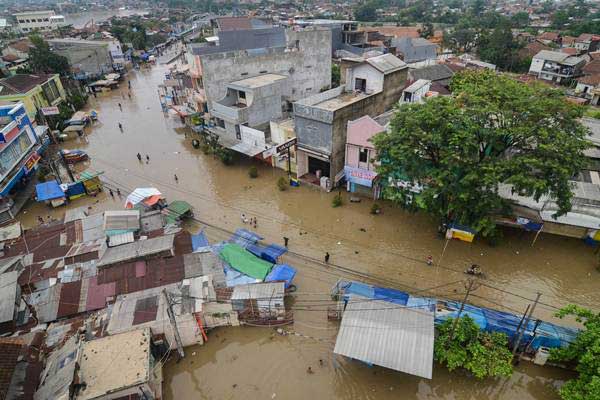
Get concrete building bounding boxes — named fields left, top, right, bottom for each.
left=48, top=39, right=115, bottom=80
left=0, top=74, right=67, bottom=121
left=344, top=116, right=384, bottom=199
left=211, top=73, right=287, bottom=155
left=529, top=50, right=585, bottom=83
left=0, top=103, right=44, bottom=224
left=575, top=33, right=600, bottom=53
left=293, top=54, right=408, bottom=187
left=393, top=37, right=438, bottom=64
left=13, top=10, right=66, bottom=33
left=197, top=27, right=332, bottom=111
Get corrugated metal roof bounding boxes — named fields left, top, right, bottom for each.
left=81, top=212, right=105, bottom=243
left=365, top=53, right=407, bottom=74
left=108, top=231, right=135, bottom=247
left=0, top=270, right=19, bottom=323
left=184, top=251, right=226, bottom=287
left=103, top=210, right=140, bottom=232
left=231, top=282, right=284, bottom=300
left=97, top=234, right=175, bottom=268
left=333, top=296, right=434, bottom=379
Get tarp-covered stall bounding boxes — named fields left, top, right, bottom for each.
left=219, top=243, right=273, bottom=280
left=36, top=180, right=66, bottom=207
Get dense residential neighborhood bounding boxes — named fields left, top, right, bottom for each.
left=0, top=0, right=599, bottom=399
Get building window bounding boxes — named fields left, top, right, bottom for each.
left=18, top=20, right=25, bottom=23
left=359, top=148, right=368, bottom=163
left=238, top=91, right=246, bottom=100
left=0, top=131, right=32, bottom=176
left=216, top=118, right=225, bottom=129
left=44, top=18, right=49, bottom=22
left=42, top=80, right=60, bottom=104
left=355, top=78, right=367, bottom=92
left=241, top=72, right=248, bottom=76
left=259, top=70, right=267, bottom=74
left=235, top=125, right=241, bottom=140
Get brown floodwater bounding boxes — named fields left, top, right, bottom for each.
left=18, top=56, right=597, bottom=399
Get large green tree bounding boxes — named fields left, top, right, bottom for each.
left=372, top=70, right=589, bottom=236
left=550, top=305, right=600, bottom=400
left=354, top=1, right=378, bottom=22
left=434, top=315, right=514, bottom=378
left=477, top=22, right=524, bottom=71
left=27, top=35, right=70, bottom=76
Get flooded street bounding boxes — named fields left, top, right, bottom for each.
left=18, top=61, right=597, bottom=399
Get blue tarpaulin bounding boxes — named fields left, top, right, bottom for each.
left=373, top=287, right=409, bottom=305
left=265, top=264, right=297, bottom=289
left=247, top=243, right=288, bottom=263
left=339, top=280, right=577, bottom=351
left=229, top=228, right=263, bottom=248
left=224, top=265, right=261, bottom=287
left=191, top=230, right=209, bottom=251
left=36, top=180, right=64, bottom=201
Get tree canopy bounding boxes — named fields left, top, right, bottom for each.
left=372, top=70, right=589, bottom=236
left=434, top=315, right=514, bottom=379
left=550, top=305, right=600, bottom=400
left=27, top=35, right=70, bottom=76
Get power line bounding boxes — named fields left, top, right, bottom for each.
left=91, top=160, right=599, bottom=311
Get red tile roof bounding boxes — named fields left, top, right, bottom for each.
left=578, top=74, right=600, bottom=86
left=583, top=59, right=600, bottom=75
left=538, top=31, right=559, bottom=41
left=560, top=47, right=578, bottom=55
left=216, top=17, right=253, bottom=31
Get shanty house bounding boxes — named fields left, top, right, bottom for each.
left=230, top=282, right=285, bottom=318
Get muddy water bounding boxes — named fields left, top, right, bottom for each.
left=18, top=60, right=597, bottom=399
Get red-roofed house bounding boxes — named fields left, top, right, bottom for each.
left=344, top=115, right=384, bottom=198
left=575, top=33, right=600, bottom=53
left=561, top=47, right=578, bottom=56
left=537, top=31, right=560, bottom=45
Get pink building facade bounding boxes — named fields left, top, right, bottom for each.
left=344, top=115, right=384, bottom=199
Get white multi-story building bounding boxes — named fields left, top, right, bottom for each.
left=13, top=10, right=66, bottom=33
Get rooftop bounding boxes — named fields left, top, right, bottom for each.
left=77, top=329, right=151, bottom=400
left=404, top=79, right=431, bottom=93
left=229, top=73, right=287, bottom=89
left=365, top=53, right=407, bottom=74
left=533, top=50, right=584, bottom=66
left=231, top=282, right=285, bottom=300
left=0, top=271, right=20, bottom=323
left=0, top=74, right=54, bottom=96
left=296, top=86, right=370, bottom=111
left=333, top=296, right=434, bottom=379
left=97, top=234, right=175, bottom=268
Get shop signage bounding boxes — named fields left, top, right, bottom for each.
left=41, top=106, right=60, bottom=116
left=344, top=166, right=377, bottom=188
left=23, top=152, right=41, bottom=173
left=276, top=137, right=297, bottom=153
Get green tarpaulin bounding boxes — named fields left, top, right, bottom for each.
left=166, top=200, right=192, bottom=224
left=219, top=243, right=273, bottom=280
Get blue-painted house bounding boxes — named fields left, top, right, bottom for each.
left=0, top=102, right=45, bottom=223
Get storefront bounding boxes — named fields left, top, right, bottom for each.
left=344, top=165, right=381, bottom=199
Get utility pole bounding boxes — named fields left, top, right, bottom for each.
left=163, top=289, right=185, bottom=359
left=512, top=292, right=541, bottom=362
left=448, top=279, right=475, bottom=343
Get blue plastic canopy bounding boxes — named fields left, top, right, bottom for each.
left=229, top=228, right=263, bottom=248
left=247, top=243, right=288, bottom=263
left=265, top=264, right=297, bottom=288
left=36, top=180, right=65, bottom=201
left=191, top=230, right=209, bottom=251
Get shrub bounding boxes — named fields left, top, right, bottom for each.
left=248, top=166, right=258, bottom=178
left=332, top=192, right=343, bottom=208
left=370, top=203, right=381, bottom=214
left=277, top=177, right=287, bottom=191
left=217, top=148, right=234, bottom=165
